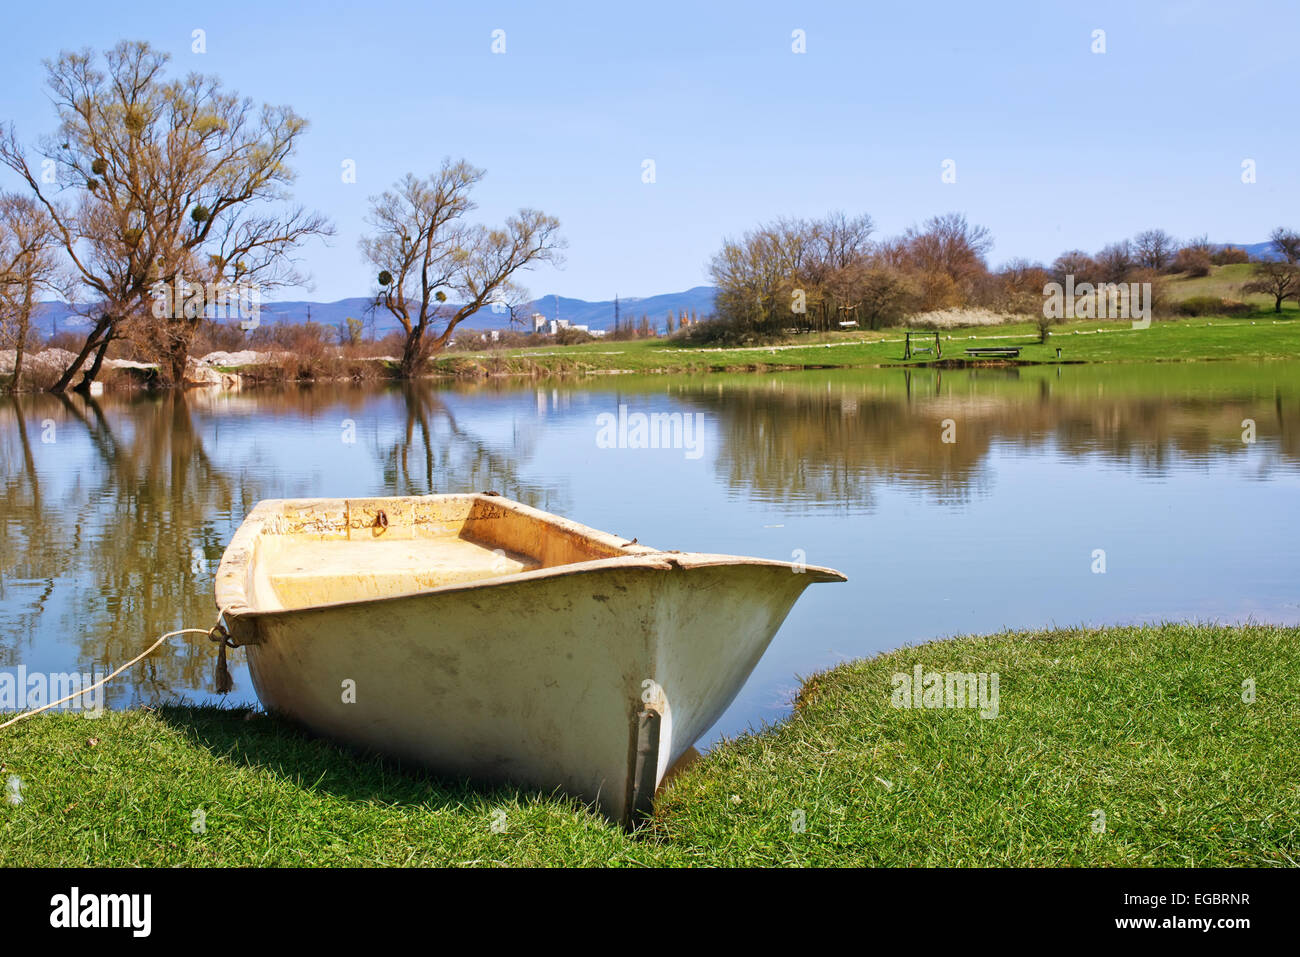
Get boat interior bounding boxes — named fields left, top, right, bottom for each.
left=241, top=495, right=635, bottom=611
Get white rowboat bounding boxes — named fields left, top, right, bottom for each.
left=215, top=493, right=845, bottom=826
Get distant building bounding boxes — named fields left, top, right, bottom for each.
left=531, top=313, right=602, bottom=337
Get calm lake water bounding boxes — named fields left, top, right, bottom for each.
left=2, top=360, right=1298, bottom=746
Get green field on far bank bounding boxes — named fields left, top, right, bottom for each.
left=435, top=312, right=1300, bottom=378
left=2, top=622, right=1295, bottom=867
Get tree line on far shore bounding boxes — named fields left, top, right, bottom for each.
left=697, top=213, right=1300, bottom=345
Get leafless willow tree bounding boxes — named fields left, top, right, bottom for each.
left=360, top=159, right=565, bottom=378
left=0, top=40, right=331, bottom=391
left=0, top=194, right=63, bottom=390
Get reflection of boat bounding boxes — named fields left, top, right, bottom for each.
left=215, top=493, right=845, bottom=825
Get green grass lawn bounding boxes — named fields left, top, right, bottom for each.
left=434, top=313, right=1300, bottom=377
left=2, top=623, right=1295, bottom=866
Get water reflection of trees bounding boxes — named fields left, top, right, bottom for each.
left=673, top=367, right=1300, bottom=511
left=0, top=382, right=568, bottom=710
left=0, top=391, right=244, bottom=706
left=3, top=369, right=1294, bottom=707
left=380, top=384, right=563, bottom=511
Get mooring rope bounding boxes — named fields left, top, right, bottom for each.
left=0, top=611, right=235, bottom=732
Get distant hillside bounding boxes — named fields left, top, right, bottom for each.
left=1164, top=263, right=1272, bottom=305
left=516, top=287, right=718, bottom=331
left=30, top=287, right=718, bottom=338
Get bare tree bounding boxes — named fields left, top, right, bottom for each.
left=0, top=41, right=330, bottom=391
left=709, top=225, right=789, bottom=332
left=852, top=266, right=916, bottom=329
left=903, top=212, right=993, bottom=286
left=1242, top=260, right=1300, bottom=313
left=1094, top=240, right=1134, bottom=284
left=812, top=210, right=875, bottom=272
left=1133, top=229, right=1179, bottom=271
left=0, top=194, right=63, bottom=390
left=1269, top=227, right=1300, bottom=264
left=361, top=160, right=565, bottom=378
left=1050, top=249, right=1097, bottom=284
left=998, top=258, right=1052, bottom=311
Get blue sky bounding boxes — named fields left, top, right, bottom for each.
left=1, top=0, right=1296, bottom=303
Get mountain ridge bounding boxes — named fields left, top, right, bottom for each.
left=30, top=286, right=719, bottom=337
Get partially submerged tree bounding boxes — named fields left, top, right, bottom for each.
left=0, top=194, right=62, bottom=390
left=361, top=160, right=564, bottom=378
left=0, top=40, right=330, bottom=391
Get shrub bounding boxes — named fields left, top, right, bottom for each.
left=1212, top=246, right=1251, bottom=266
left=672, top=314, right=784, bottom=347
left=914, top=269, right=962, bottom=312
left=553, top=327, right=594, bottom=346
left=1173, top=246, right=1213, bottom=277
left=1175, top=296, right=1251, bottom=317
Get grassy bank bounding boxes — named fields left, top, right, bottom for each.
left=1, top=623, right=1295, bottom=866
left=434, top=314, right=1300, bottom=378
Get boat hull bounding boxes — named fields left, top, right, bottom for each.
left=216, top=495, right=843, bottom=826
